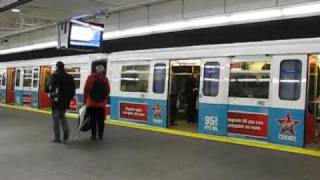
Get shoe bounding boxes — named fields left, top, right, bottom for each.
left=98, top=136, right=103, bottom=140
left=63, top=131, right=69, bottom=141
left=90, top=136, right=97, bottom=141
left=52, top=139, right=61, bottom=143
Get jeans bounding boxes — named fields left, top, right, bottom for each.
left=52, top=108, right=69, bottom=141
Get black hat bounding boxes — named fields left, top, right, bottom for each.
left=56, top=61, right=64, bottom=71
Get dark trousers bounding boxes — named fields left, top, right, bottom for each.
left=170, top=94, right=177, bottom=125
left=187, top=99, right=196, bottom=123
left=87, top=107, right=105, bottom=138
left=52, top=108, right=69, bottom=141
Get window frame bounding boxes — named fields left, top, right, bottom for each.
left=203, top=62, right=220, bottom=97
left=279, top=59, right=302, bottom=101
left=152, top=63, right=166, bottom=94
left=15, top=69, right=21, bottom=88
left=65, top=66, right=81, bottom=90
left=228, top=60, right=271, bottom=99
left=22, top=68, right=33, bottom=88
left=120, top=64, right=150, bottom=93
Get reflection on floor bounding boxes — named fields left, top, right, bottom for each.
left=169, top=118, right=197, bottom=133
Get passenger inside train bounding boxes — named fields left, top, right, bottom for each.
left=169, top=60, right=200, bottom=132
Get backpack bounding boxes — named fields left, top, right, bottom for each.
left=90, top=77, right=107, bottom=102
left=63, top=74, right=76, bottom=102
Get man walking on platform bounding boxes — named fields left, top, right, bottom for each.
left=45, top=61, right=75, bottom=143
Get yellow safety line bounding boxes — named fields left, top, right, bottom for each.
left=1, top=103, right=320, bottom=157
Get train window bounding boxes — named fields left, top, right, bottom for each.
left=153, top=64, right=166, bottom=94
left=2, top=72, right=6, bottom=87
left=229, top=61, right=270, bottom=99
left=0, top=73, right=2, bottom=87
left=203, top=62, right=220, bottom=97
left=23, top=68, right=32, bottom=87
left=16, top=69, right=21, bottom=87
left=65, top=67, right=81, bottom=89
left=121, top=65, right=150, bottom=93
left=32, top=68, right=39, bottom=88
left=279, top=60, right=302, bottom=100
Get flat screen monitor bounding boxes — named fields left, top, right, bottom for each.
left=68, top=22, right=104, bottom=49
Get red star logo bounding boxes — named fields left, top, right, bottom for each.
left=152, top=104, right=162, bottom=119
left=278, top=113, right=299, bottom=136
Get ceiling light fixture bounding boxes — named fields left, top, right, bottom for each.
left=11, top=8, right=21, bottom=13
left=0, top=41, right=57, bottom=55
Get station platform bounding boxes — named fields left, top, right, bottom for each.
left=0, top=106, right=319, bottom=180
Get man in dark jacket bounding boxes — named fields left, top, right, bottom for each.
left=185, top=72, right=199, bottom=124
left=45, top=61, right=75, bottom=143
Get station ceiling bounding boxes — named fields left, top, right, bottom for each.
left=0, top=0, right=168, bottom=38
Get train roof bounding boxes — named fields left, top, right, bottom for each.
left=107, top=37, right=320, bottom=62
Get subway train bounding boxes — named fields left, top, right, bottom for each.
left=1, top=38, right=320, bottom=148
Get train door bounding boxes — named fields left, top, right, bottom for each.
left=39, top=66, right=52, bottom=109
left=227, top=56, right=271, bottom=139
left=14, top=68, right=23, bottom=105
left=306, top=54, right=320, bottom=147
left=198, top=58, right=230, bottom=136
left=0, top=68, right=7, bottom=104
left=269, top=55, right=307, bottom=147
left=168, top=59, right=200, bottom=132
left=6, top=68, right=15, bottom=104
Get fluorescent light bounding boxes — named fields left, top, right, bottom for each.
left=188, top=16, right=230, bottom=28
left=151, top=21, right=190, bottom=32
left=231, top=9, right=282, bottom=22
left=282, top=2, right=320, bottom=16
left=0, top=41, right=57, bottom=55
left=11, top=9, right=20, bottom=13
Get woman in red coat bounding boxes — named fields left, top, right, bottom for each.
left=84, top=65, right=110, bottom=141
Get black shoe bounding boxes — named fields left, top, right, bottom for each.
left=98, top=136, right=103, bottom=140
left=63, top=131, right=69, bottom=141
left=52, top=139, right=61, bottom=143
left=90, top=136, right=97, bottom=141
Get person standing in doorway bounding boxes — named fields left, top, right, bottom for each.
left=169, top=77, right=178, bottom=126
left=84, top=65, right=110, bottom=141
left=185, top=72, right=200, bottom=124
left=45, top=61, right=75, bottom=143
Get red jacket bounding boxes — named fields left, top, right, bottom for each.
left=84, top=73, right=110, bottom=108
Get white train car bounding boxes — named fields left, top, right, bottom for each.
left=107, top=37, right=320, bottom=147
left=0, top=53, right=108, bottom=111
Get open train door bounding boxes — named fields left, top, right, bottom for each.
left=39, top=66, right=52, bottom=109
left=6, top=68, right=15, bottom=104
